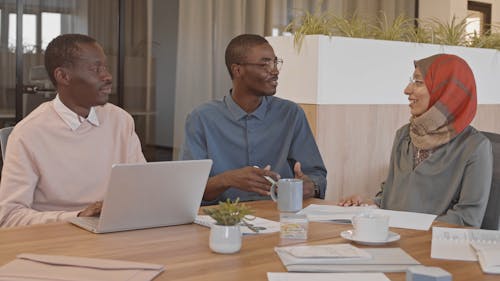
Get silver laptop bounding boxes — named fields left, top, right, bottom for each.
left=69, top=159, right=212, bottom=233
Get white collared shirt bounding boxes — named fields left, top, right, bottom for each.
left=52, top=94, right=100, bottom=131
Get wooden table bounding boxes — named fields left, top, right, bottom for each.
left=0, top=199, right=495, bottom=281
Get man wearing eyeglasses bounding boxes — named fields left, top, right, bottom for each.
left=182, top=34, right=327, bottom=205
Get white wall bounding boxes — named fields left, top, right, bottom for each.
left=268, top=35, right=500, bottom=105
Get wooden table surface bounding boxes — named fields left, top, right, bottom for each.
left=0, top=199, right=496, bottom=281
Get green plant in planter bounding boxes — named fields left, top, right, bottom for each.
left=371, top=13, right=415, bottom=42
left=203, top=198, right=261, bottom=232
left=422, top=16, right=470, bottom=46
left=285, top=9, right=336, bottom=50
left=331, top=13, right=371, bottom=38
left=469, top=28, right=500, bottom=50
left=284, top=6, right=500, bottom=52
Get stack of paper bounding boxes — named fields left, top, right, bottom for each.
left=274, top=244, right=420, bottom=272
left=299, top=204, right=436, bottom=230
left=431, top=227, right=500, bottom=261
left=267, top=272, right=390, bottom=281
left=431, top=226, right=500, bottom=274
left=194, top=215, right=280, bottom=235
left=471, top=243, right=500, bottom=274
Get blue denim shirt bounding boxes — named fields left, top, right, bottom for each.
left=182, top=93, right=327, bottom=205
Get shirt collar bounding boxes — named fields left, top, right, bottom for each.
left=53, top=94, right=100, bottom=131
left=225, top=90, right=268, bottom=121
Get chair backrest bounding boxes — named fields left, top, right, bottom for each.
left=481, top=131, right=500, bottom=230
left=0, top=126, right=13, bottom=160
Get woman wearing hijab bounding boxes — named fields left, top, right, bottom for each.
left=340, top=54, right=493, bottom=227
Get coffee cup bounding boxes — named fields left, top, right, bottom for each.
left=270, top=178, right=303, bottom=212
left=351, top=213, right=389, bottom=242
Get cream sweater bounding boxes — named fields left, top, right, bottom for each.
left=0, top=100, right=145, bottom=227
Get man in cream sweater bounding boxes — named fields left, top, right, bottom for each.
left=0, top=34, right=145, bottom=227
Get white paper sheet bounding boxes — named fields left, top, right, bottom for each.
left=297, top=204, right=376, bottom=223
left=299, top=204, right=436, bottom=230
left=431, top=227, right=500, bottom=262
left=472, top=244, right=500, bottom=274
left=194, top=215, right=280, bottom=235
left=372, top=209, right=436, bottom=231
left=267, top=272, right=390, bottom=281
left=275, top=246, right=420, bottom=273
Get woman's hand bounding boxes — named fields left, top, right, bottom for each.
left=338, top=195, right=373, bottom=206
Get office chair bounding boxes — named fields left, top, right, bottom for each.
left=481, top=131, right=500, bottom=230
left=0, top=126, right=13, bottom=160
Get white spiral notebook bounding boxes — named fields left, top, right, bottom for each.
left=431, top=227, right=500, bottom=274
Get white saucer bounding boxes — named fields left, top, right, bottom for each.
left=340, top=229, right=400, bottom=245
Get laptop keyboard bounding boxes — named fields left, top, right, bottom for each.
left=75, top=216, right=99, bottom=229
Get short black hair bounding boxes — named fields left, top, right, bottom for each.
left=225, top=34, right=269, bottom=79
left=44, top=34, right=97, bottom=87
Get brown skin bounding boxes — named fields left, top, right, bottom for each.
left=54, top=42, right=112, bottom=118
left=204, top=43, right=314, bottom=201
left=52, top=42, right=112, bottom=216
left=338, top=68, right=431, bottom=207
left=405, top=68, right=430, bottom=117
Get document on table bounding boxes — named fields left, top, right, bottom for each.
left=431, top=226, right=500, bottom=263
left=194, top=215, right=280, bottom=235
left=471, top=243, right=500, bottom=274
left=297, top=204, right=376, bottom=224
left=299, top=204, right=436, bottom=230
left=372, top=209, right=436, bottom=231
left=267, top=272, right=390, bottom=281
left=274, top=244, right=420, bottom=273
left=0, top=253, right=164, bottom=281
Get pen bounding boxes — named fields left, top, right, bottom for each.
left=253, top=166, right=276, bottom=185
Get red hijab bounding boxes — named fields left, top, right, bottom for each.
left=410, top=54, right=477, bottom=150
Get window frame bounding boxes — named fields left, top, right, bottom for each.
left=467, top=1, right=492, bottom=34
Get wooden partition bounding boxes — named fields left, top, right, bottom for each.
left=300, top=103, right=500, bottom=201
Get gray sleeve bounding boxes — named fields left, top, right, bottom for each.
left=437, top=138, right=493, bottom=227
left=372, top=126, right=405, bottom=207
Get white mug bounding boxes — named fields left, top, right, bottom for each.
left=270, top=178, right=303, bottom=212
left=352, top=213, right=389, bottom=242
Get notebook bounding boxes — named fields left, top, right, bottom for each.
left=275, top=245, right=420, bottom=272
left=431, top=226, right=500, bottom=261
left=69, top=159, right=212, bottom=233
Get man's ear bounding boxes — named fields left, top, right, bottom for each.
left=231, top=63, right=243, bottom=79
left=54, top=67, right=71, bottom=86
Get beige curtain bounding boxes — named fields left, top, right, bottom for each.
left=172, top=0, right=415, bottom=158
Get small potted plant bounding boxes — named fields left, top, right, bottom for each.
left=203, top=198, right=256, bottom=254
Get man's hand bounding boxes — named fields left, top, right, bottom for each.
left=204, top=166, right=280, bottom=201
left=293, top=162, right=315, bottom=199
left=78, top=201, right=103, bottom=217
left=221, top=165, right=280, bottom=196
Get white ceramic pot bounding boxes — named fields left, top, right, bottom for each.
left=209, top=224, right=242, bottom=254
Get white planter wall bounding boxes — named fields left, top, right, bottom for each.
left=268, top=35, right=500, bottom=105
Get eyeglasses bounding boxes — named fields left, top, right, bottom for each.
left=238, top=58, right=283, bottom=72
left=409, top=77, right=425, bottom=88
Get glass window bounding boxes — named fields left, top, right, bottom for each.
left=8, top=13, right=37, bottom=53
left=42, top=12, right=61, bottom=50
